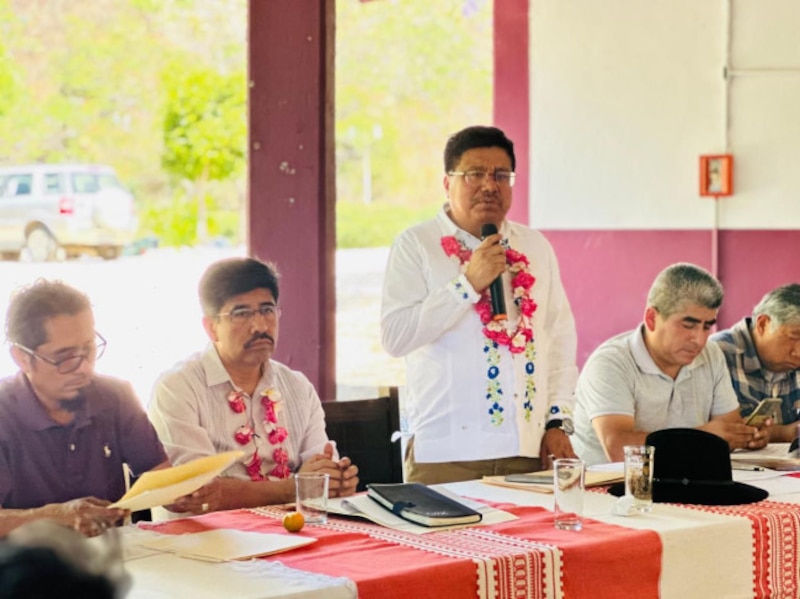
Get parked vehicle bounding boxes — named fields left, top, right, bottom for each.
left=0, top=163, right=138, bottom=261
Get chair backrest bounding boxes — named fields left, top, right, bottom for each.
left=322, top=388, right=402, bottom=492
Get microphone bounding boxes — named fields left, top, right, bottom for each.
left=479, top=223, right=507, bottom=321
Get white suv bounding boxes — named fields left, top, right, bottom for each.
left=0, top=163, right=138, bottom=261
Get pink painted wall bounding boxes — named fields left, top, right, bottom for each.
left=542, top=230, right=800, bottom=367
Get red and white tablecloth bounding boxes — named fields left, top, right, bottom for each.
left=143, top=503, right=662, bottom=599
left=678, top=499, right=800, bottom=598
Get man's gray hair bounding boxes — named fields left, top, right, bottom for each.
left=647, top=263, right=724, bottom=318
left=753, top=284, right=800, bottom=328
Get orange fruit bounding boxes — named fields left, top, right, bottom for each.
left=283, top=511, right=305, bottom=533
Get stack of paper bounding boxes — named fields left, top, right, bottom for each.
left=327, top=487, right=517, bottom=534
left=111, top=451, right=244, bottom=511
left=731, top=443, right=800, bottom=471
left=481, top=470, right=624, bottom=494
left=138, top=529, right=316, bottom=562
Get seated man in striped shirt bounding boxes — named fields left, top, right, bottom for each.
left=712, top=284, right=800, bottom=443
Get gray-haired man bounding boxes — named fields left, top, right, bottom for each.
left=572, top=263, right=766, bottom=466
left=712, top=284, right=800, bottom=443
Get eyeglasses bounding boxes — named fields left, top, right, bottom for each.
left=448, top=170, right=516, bottom=188
left=14, top=333, right=107, bottom=374
left=217, top=304, right=281, bottom=324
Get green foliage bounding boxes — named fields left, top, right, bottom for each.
left=161, top=61, right=246, bottom=182
left=137, top=191, right=198, bottom=247
left=0, top=48, right=16, bottom=118
left=0, top=0, right=490, bottom=249
left=335, top=0, right=492, bottom=212
left=336, top=201, right=438, bottom=248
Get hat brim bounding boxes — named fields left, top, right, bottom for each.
left=608, top=481, right=768, bottom=506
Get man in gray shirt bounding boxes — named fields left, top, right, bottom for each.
left=572, top=263, right=768, bottom=465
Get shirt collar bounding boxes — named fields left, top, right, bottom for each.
left=629, top=324, right=701, bottom=380
left=201, top=343, right=273, bottom=392
left=11, top=371, right=94, bottom=431
left=727, top=318, right=758, bottom=372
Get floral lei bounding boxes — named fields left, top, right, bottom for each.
left=441, top=234, right=538, bottom=425
left=227, top=388, right=291, bottom=480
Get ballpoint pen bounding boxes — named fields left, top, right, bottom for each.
left=731, top=464, right=765, bottom=472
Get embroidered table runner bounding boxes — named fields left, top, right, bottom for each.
left=675, top=499, right=800, bottom=598
left=143, top=504, right=662, bottom=599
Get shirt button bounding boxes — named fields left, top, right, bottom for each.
left=69, top=444, right=76, bottom=451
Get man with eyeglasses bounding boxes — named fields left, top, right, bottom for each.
left=381, top=125, right=579, bottom=484
left=148, top=257, right=359, bottom=514
left=0, top=280, right=169, bottom=537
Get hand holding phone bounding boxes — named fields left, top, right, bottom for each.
left=744, top=398, right=782, bottom=427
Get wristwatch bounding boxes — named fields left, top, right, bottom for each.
left=545, top=418, right=574, bottom=436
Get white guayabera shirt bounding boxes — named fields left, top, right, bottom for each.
left=381, top=204, right=578, bottom=463
left=148, top=344, right=335, bottom=479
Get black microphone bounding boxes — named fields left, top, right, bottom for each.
left=480, top=223, right=507, bottom=321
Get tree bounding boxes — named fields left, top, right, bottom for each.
left=161, top=61, right=246, bottom=244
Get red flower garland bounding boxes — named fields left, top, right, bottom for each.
left=441, top=235, right=537, bottom=353
left=227, top=388, right=291, bottom=480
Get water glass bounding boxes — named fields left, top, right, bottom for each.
left=623, top=445, right=655, bottom=513
left=553, top=458, right=585, bottom=531
left=295, top=473, right=329, bottom=524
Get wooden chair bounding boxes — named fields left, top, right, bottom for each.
left=322, top=388, right=403, bottom=492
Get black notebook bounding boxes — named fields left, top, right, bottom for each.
left=366, top=483, right=483, bottom=527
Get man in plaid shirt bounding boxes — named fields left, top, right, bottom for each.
left=712, top=284, right=800, bottom=443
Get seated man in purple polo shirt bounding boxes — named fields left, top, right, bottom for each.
left=0, top=280, right=169, bottom=538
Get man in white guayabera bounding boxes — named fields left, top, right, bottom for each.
left=149, top=258, right=359, bottom=514
left=381, top=125, right=579, bottom=484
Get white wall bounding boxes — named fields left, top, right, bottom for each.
left=529, top=0, right=800, bottom=230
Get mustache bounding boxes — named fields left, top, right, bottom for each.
left=474, top=192, right=501, bottom=203
left=245, top=332, right=275, bottom=348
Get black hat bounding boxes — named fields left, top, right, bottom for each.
left=608, top=428, right=768, bottom=505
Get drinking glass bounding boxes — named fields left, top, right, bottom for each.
left=624, top=445, right=655, bottom=513
left=553, top=458, right=585, bottom=531
left=295, top=473, right=329, bottom=524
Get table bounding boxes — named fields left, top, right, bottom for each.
left=126, top=472, right=800, bottom=599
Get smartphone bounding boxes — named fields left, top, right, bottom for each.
left=744, top=398, right=782, bottom=427
left=504, top=473, right=553, bottom=484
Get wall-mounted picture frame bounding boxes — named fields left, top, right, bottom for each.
left=699, top=154, right=733, bottom=197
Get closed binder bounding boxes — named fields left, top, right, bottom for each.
left=366, top=483, right=483, bottom=527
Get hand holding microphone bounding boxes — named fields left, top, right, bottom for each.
left=479, top=223, right=507, bottom=321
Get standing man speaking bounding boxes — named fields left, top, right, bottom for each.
left=381, top=125, right=579, bottom=484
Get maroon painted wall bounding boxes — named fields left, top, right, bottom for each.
left=248, top=1, right=336, bottom=399
left=494, top=0, right=529, bottom=225
left=543, top=229, right=800, bottom=367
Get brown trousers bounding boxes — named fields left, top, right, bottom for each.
left=404, top=437, right=542, bottom=485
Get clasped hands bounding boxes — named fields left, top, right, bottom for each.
left=300, top=441, right=360, bottom=498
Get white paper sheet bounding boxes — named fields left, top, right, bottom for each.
left=138, top=529, right=316, bottom=562
left=111, top=451, right=244, bottom=512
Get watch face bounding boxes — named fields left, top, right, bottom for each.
left=562, top=418, right=575, bottom=435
